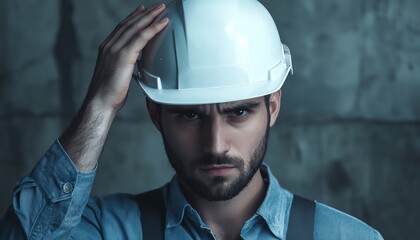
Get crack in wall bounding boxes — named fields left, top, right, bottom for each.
left=53, top=0, right=81, bottom=127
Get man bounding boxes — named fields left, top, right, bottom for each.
left=0, top=0, right=383, bottom=239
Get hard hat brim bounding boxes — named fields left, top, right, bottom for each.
left=137, top=67, right=291, bottom=105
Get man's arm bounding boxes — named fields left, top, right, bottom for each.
left=0, top=3, right=169, bottom=239
left=60, top=3, right=169, bottom=172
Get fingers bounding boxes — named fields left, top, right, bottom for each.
left=105, top=4, right=147, bottom=44
left=100, top=5, right=146, bottom=52
left=122, top=3, right=162, bottom=31
left=112, top=3, right=167, bottom=52
left=89, top=2, right=169, bottom=112
left=123, top=17, right=169, bottom=61
left=123, top=5, right=146, bottom=23
left=100, top=3, right=167, bottom=56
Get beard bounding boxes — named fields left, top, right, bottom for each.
left=161, top=126, right=269, bottom=202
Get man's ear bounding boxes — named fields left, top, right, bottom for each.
left=146, top=98, right=162, bottom=132
left=268, top=90, right=281, bottom=127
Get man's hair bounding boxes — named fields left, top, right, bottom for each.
left=264, top=94, right=271, bottom=121
left=263, top=94, right=270, bottom=110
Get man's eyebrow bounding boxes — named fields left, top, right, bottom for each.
left=164, top=105, right=205, bottom=113
left=163, top=102, right=261, bottom=114
left=219, top=102, right=261, bottom=114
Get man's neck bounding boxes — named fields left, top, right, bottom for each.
left=181, top=170, right=267, bottom=240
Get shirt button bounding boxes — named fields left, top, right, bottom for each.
left=62, top=182, right=74, bottom=194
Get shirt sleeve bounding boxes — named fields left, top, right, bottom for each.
left=0, top=139, right=96, bottom=239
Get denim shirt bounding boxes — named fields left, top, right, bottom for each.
left=0, top=140, right=383, bottom=239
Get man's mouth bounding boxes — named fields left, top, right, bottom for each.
left=199, top=164, right=236, bottom=176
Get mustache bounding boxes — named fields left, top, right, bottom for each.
left=196, top=155, right=245, bottom=168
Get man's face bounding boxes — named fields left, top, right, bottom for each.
left=152, top=94, right=280, bottom=201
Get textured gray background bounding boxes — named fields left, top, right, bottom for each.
left=1, top=0, right=419, bottom=239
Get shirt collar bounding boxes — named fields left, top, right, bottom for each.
left=256, top=163, right=290, bottom=239
left=166, top=176, right=192, bottom=228
left=165, top=163, right=290, bottom=238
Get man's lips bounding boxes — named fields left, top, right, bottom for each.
left=199, top=164, right=236, bottom=176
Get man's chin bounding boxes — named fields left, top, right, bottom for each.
left=185, top=178, right=245, bottom=201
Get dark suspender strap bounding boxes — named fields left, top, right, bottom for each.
left=286, top=195, right=315, bottom=240
left=136, top=188, right=166, bottom=240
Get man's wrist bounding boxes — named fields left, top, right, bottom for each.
left=60, top=96, right=117, bottom=172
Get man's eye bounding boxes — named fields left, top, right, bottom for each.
left=181, top=112, right=199, bottom=120
left=230, top=110, right=248, bottom=117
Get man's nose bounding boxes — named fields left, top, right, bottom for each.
left=202, top=118, right=230, bottom=155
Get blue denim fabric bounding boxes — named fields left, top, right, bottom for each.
left=0, top=140, right=383, bottom=239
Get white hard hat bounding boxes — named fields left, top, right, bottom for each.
left=135, top=0, right=292, bottom=105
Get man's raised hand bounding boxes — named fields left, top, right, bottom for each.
left=60, top=3, right=168, bottom=172
left=87, top=3, right=168, bottom=113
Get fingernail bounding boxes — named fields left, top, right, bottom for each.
left=155, top=3, right=164, bottom=10
left=159, top=17, right=168, bottom=23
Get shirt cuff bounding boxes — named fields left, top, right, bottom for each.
left=30, top=139, right=96, bottom=203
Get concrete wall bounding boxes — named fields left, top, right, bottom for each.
left=1, top=0, right=419, bottom=238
